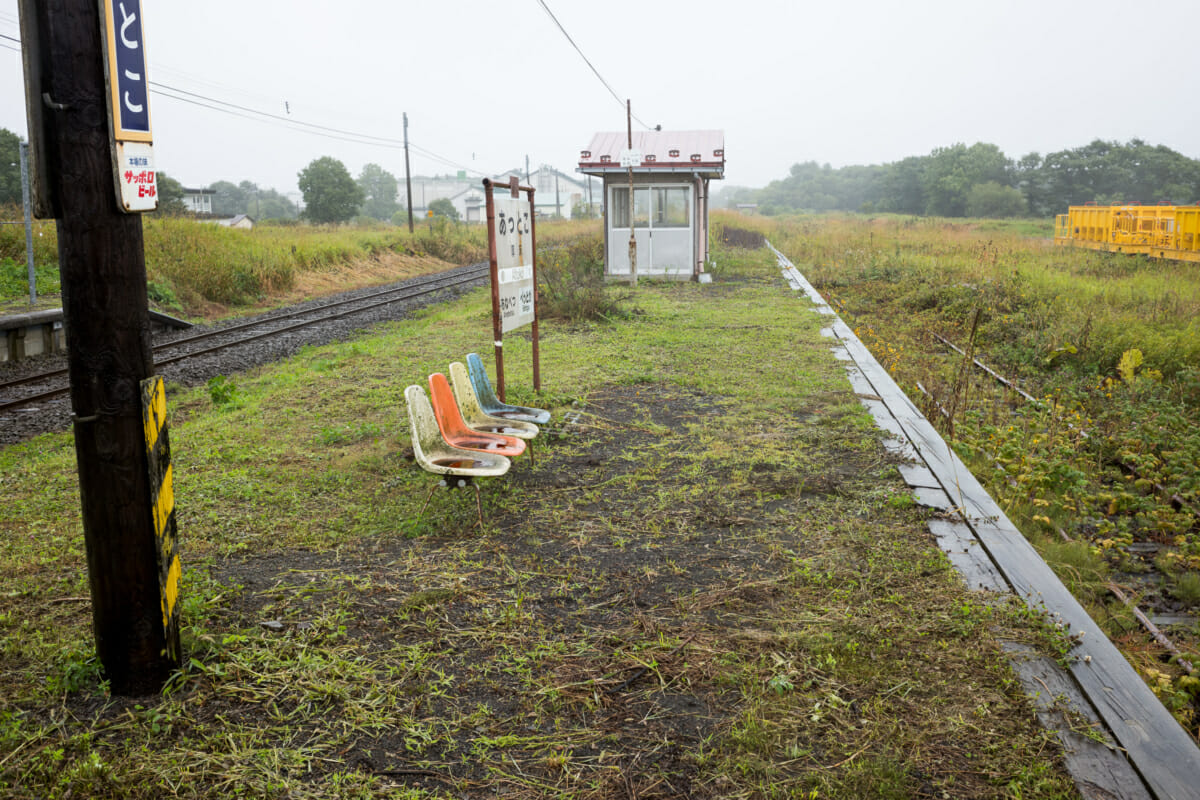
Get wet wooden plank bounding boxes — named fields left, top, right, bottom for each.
left=927, top=519, right=1007, bottom=593
left=844, top=365, right=877, bottom=397
left=912, top=485, right=955, bottom=511
left=897, top=462, right=941, bottom=489
left=1001, top=641, right=1153, bottom=800
left=825, top=311, right=1200, bottom=799
left=880, top=437, right=920, bottom=463
left=857, top=397, right=906, bottom=439
left=780, top=266, right=804, bottom=291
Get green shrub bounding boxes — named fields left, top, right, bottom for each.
left=537, top=234, right=631, bottom=322
left=207, top=375, right=240, bottom=407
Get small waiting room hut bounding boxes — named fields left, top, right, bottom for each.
left=577, top=130, right=724, bottom=280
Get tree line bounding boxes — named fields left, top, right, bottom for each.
left=11, top=127, right=1197, bottom=224
left=739, top=139, right=1200, bottom=218
left=1, top=130, right=409, bottom=226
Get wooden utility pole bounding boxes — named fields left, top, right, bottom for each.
left=626, top=99, right=636, bottom=287
left=403, top=112, right=414, bottom=233
left=20, top=0, right=179, bottom=694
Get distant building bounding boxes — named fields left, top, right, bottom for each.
left=578, top=130, right=725, bottom=280
left=447, top=185, right=486, bottom=223
left=217, top=214, right=254, bottom=230
left=182, top=187, right=215, bottom=215
left=521, top=166, right=599, bottom=219
left=405, top=173, right=475, bottom=220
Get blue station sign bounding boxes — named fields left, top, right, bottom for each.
left=102, top=0, right=152, bottom=141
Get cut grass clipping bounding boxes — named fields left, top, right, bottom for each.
left=0, top=239, right=1078, bottom=797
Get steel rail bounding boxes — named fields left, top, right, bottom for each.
left=0, top=263, right=489, bottom=413
left=930, top=331, right=1197, bottom=519
left=921, top=339, right=1196, bottom=677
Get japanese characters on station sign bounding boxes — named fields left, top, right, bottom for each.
left=492, top=195, right=535, bottom=332
left=101, top=0, right=156, bottom=212
left=116, top=141, right=157, bottom=212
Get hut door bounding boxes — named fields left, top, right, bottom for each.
left=649, top=187, right=692, bottom=276
left=608, top=186, right=650, bottom=275
left=608, top=185, right=693, bottom=276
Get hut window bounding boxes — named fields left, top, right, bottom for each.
left=653, top=188, right=689, bottom=228
left=611, top=187, right=650, bottom=228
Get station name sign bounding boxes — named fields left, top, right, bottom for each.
left=100, top=0, right=157, bottom=212
left=492, top=196, right=535, bottom=332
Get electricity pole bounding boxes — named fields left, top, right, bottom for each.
left=627, top=99, right=637, bottom=287
left=403, top=112, right=414, bottom=233
left=19, top=0, right=179, bottom=693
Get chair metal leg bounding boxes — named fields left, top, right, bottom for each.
left=417, top=480, right=442, bottom=518
left=473, top=481, right=484, bottom=529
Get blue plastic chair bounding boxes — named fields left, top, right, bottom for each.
left=466, top=353, right=551, bottom=424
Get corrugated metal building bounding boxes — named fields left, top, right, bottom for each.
left=578, top=130, right=724, bottom=280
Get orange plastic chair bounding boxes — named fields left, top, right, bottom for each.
left=428, top=372, right=525, bottom=458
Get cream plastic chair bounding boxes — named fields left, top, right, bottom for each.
left=404, top=384, right=509, bottom=526
left=449, top=361, right=539, bottom=439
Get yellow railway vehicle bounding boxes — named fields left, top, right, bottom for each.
left=1055, top=204, right=1200, bottom=263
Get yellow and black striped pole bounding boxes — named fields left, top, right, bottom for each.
left=141, top=376, right=181, bottom=663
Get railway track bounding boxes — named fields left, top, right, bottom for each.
left=0, top=261, right=489, bottom=430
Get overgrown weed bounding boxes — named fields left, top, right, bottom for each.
left=763, top=210, right=1200, bottom=731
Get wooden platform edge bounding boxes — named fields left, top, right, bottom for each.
left=769, top=243, right=1200, bottom=800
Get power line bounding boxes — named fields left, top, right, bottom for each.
left=2, top=31, right=491, bottom=181
left=152, top=85, right=488, bottom=176
left=408, top=142, right=488, bottom=178
left=534, top=0, right=652, bottom=129
left=152, top=81, right=407, bottom=146
left=150, top=87, right=401, bottom=149
left=153, top=86, right=486, bottom=177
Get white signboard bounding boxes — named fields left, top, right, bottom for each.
left=492, top=196, right=535, bottom=332
left=619, top=148, right=643, bottom=167
left=116, top=141, right=158, bottom=213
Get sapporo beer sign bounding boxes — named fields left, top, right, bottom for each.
left=493, top=196, right=535, bottom=332
left=100, top=0, right=157, bottom=212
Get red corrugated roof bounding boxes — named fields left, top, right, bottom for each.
left=578, top=130, right=724, bottom=177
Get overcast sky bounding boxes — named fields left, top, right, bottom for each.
left=2, top=0, right=1197, bottom=197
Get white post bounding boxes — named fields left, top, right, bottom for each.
left=20, top=141, right=36, bottom=305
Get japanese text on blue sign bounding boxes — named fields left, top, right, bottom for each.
left=105, top=0, right=151, bottom=138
